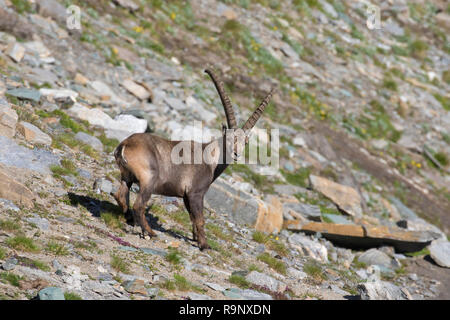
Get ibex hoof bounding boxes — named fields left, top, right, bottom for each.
left=198, top=243, right=211, bottom=251
left=141, top=229, right=157, bottom=239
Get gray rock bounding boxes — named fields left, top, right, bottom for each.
left=0, top=198, right=20, bottom=212
left=93, top=178, right=113, bottom=194
left=165, top=97, right=187, bottom=111
left=389, top=197, right=418, bottom=220
left=6, top=88, right=41, bottom=102
left=83, top=280, right=116, bottom=295
left=245, top=271, right=287, bottom=293
left=77, top=168, right=91, bottom=179
left=288, top=233, right=328, bottom=262
left=75, top=132, right=103, bottom=151
left=147, top=287, right=159, bottom=298
left=222, top=288, right=272, bottom=300
left=188, top=292, right=212, bottom=300
left=38, top=287, right=65, bottom=300
left=429, top=241, right=450, bottom=268
left=322, top=213, right=353, bottom=224
left=140, top=247, right=167, bottom=257
left=358, top=281, right=411, bottom=300
left=1, top=257, right=18, bottom=271
left=287, top=267, right=307, bottom=280
left=205, top=282, right=226, bottom=292
left=36, top=0, right=68, bottom=24
left=358, top=248, right=398, bottom=270
left=283, top=202, right=322, bottom=222
left=26, top=214, right=50, bottom=231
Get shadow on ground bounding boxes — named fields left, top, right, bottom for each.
left=66, top=192, right=194, bottom=244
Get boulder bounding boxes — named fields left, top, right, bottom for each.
left=205, top=178, right=283, bottom=234
left=283, top=202, right=322, bottom=222
left=429, top=241, right=450, bottom=268
left=38, top=287, right=65, bottom=300
left=309, top=175, right=362, bottom=217
left=358, top=248, right=399, bottom=270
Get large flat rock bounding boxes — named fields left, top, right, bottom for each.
left=284, top=221, right=441, bottom=253
left=0, top=135, right=60, bottom=174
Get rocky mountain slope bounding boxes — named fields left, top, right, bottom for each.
left=0, top=0, right=449, bottom=300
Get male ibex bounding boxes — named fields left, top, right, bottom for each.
left=113, top=69, right=274, bottom=250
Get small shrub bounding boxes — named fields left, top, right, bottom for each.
left=0, top=272, right=23, bottom=287
left=303, top=260, right=327, bottom=281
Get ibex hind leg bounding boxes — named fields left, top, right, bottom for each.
left=112, top=178, right=134, bottom=225
left=132, top=184, right=157, bottom=238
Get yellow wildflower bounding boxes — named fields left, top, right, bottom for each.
left=170, top=12, right=176, bottom=20
left=133, top=26, right=144, bottom=33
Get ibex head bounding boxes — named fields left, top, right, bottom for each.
left=205, top=68, right=275, bottom=163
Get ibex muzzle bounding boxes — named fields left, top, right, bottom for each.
left=113, top=69, right=275, bottom=250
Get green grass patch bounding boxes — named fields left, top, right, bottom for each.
left=257, top=253, right=286, bottom=275
left=46, top=241, right=70, bottom=256
left=433, top=93, right=450, bottom=111
left=64, top=292, right=83, bottom=300
left=110, top=254, right=130, bottom=273
left=6, top=236, right=40, bottom=252
left=281, top=167, right=311, bottom=188
left=165, top=247, right=182, bottom=265
left=0, top=272, right=23, bottom=287
left=0, top=219, right=21, bottom=232
left=0, top=247, right=6, bottom=260
left=228, top=274, right=250, bottom=289
left=303, top=260, right=327, bottom=281
left=404, top=248, right=430, bottom=257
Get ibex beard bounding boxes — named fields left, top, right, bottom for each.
left=112, top=69, right=275, bottom=250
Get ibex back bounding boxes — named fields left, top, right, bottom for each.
left=113, top=69, right=275, bottom=250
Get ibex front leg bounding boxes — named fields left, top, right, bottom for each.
left=186, top=193, right=210, bottom=250
left=183, top=195, right=198, bottom=242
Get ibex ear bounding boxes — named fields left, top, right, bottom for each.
left=222, top=123, right=227, bottom=135
left=245, top=130, right=251, bottom=144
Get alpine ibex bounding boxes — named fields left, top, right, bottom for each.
left=112, top=69, right=274, bottom=250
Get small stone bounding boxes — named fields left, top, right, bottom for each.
left=6, top=42, right=25, bottom=63
left=93, top=178, right=113, bottom=194
left=0, top=102, right=18, bottom=138
left=1, top=257, right=18, bottom=271
left=74, top=132, right=103, bottom=151
left=74, top=73, right=89, bottom=86
left=147, top=287, right=159, bottom=298
left=122, top=279, right=147, bottom=295
left=38, top=287, right=65, bottom=300
left=121, top=79, right=151, bottom=101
